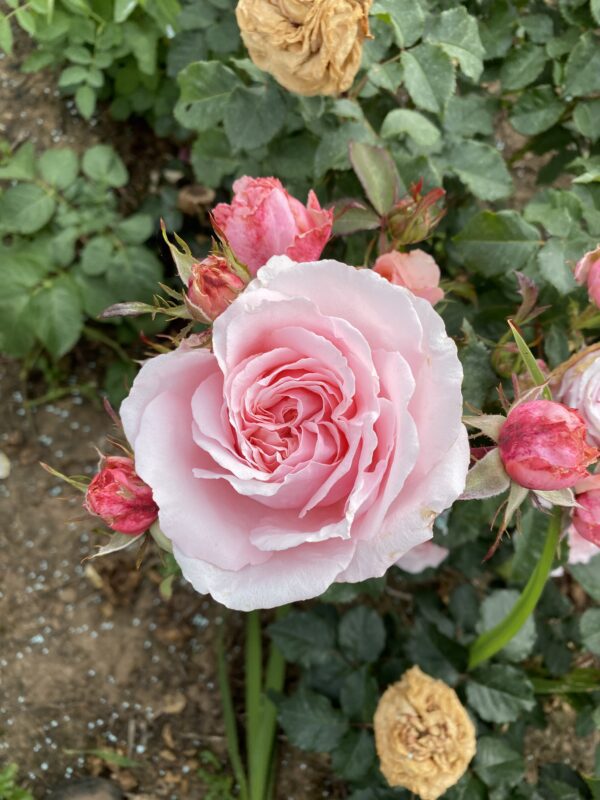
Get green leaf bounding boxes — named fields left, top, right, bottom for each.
left=401, top=43, right=455, bottom=114
left=531, top=668, right=600, bottom=694
left=0, top=141, right=36, bottom=180
left=508, top=320, right=552, bottom=398
left=333, top=203, right=381, bottom=236
left=277, top=686, right=348, bottom=752
left=447, top=140, right=512, bottom=201
left=348, top=141, right=400, bottom=216
left=425, top=6, right=485, bottom=80
left=592, top=0, right=600, bottom=24
left=570, top=554, right=600, bottom=601
left=0, top=11, right=13, bottom=54
left=338, top=606, right=385, bottom=664
left=268, top=610, right=336, bottom=668
left=407, top=619, right=466, bottom=685
left=370, top=0, right=425, bottom=48
left=339, top=667, right=379, bottom=722
left=106, top=246, right=162, bottom=301
left=443, top=94, right=497, bottom=137
left=116, top=214, right=153, bottom=244
left=453, top=210, right=541, bottom=276
left=30, top=275, right=83, bottom=358
left=175, top=61, right=241, bottom=132
left=538, top=238, right=576, bottom=295
left=0, top=184, right=56, bottom=234
left=75, top=85, right=96, bottom=119
left=191, top=130, right=238, bottom=188
left=500, top=43, right=547, bottom=91
left=82, top=144, right=128, bottom=187
left=38, top=147, right=79, bottom=189
left=80, top=236, right=114, bottom=276
left=224, top=83, right=285, bottom=152
left=458, top=340, right=497, bottom=409
left=381, top=109, right=440, bottom=148
left=474, top=736, right=525, bottom=788
left=444, top=774, right=487, bottom=800
left=314, top=122, right=376, bottom=178
left=331, top=730, right=375, bottom=782
left=467, top=665, right=536, bottom=723
left=573, top=100, right=600, bottom=143
left=564, top=33, right=600, bottom=97
left=58, top=64, right=88, bottom=87
left=580, top=608, right=600, bottom=656
left=478, top=590, right=536, bottom=662
left=509, top=86, right=566, bottom=136
left=114, top=0, right=137, bottom=21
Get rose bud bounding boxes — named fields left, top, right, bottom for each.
left=212, top=176, right=333, bottom=275
left=574, top=245, right=600, bottom=308
left=498, top=399, right=599, bottom=490
left=187, top=254, right=246, bottom=321
left=373, top=249, right=444, bottom=305
left=85, top=456, right=158, bottom=535
left=386, top=180, right=446, bottom=246
left=572, top=473, right=600, bottom=547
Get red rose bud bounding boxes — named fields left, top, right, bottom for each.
left=187, top=254, right=246, bottom=321
left=85, top=456, right=158, bottom=535
left=386, top=180, right=445, bottom=246
left=572, top=474, right=600, bottom=547
left=498, top=400, right=599, bottom=490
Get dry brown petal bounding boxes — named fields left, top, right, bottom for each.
left=374, top=666, right=476, bottom=800
left=235, top=0, right=372, bottom=96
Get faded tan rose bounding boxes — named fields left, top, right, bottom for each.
left=235, top=0, right=372, bottom=97
left=374, top=666, right=476, bottom=800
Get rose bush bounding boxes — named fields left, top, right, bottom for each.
left=121, top=256, right=468, bottom=610
left=212, top=176, right=333, bottom=276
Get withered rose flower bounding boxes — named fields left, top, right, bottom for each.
left=235, top=0, right=372, bottom=97
left=374, top=666, right=476, bottom=800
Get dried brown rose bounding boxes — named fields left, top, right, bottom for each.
left=235, top=0, right=372, bottom=97
left=374, top=666, right=476, bottom=800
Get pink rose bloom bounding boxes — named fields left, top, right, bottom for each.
left=373, top=250, right=444, bottom=305
left=187, top=254, right=246, bottom=321
left=572, top=473, right=600, bottom=547
left=121, top=257, right=468, bottom=610
left=396, top=541, right=448, bottom=574
left=558, top=351, right=600, bottom=446
left=498, top=399, right=599, bottom=490
left=85, top=456, right=158, bottom=535
left=574, top=245, right=600, bottom=307
left=212, top=177, right=333, bottom=275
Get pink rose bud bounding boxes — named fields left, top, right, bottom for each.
left=498, top=399, right=599, bottom=490
left=187, top=254, right=246, bottom=321
left=85, top=456, right=158, bottom=535
left=572, top=474, right=600, bottom=547
left=373, top=249, right=444, bottom=305
left=386, top=180, right=446, bottom=246
left=574, top=245, right=600, bottom=308
left=212, top=176, right=333, bottom=275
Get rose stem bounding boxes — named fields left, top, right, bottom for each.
left=248, top=606, right=288, bottom=800
left=216, top=619, right=249, bottom=800
left=468, top=506, right=562, bottom=669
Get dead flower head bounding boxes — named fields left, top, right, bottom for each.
left=374, top=666, right=476, bottom=800
left=235, top=0, right=373, bottom=96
